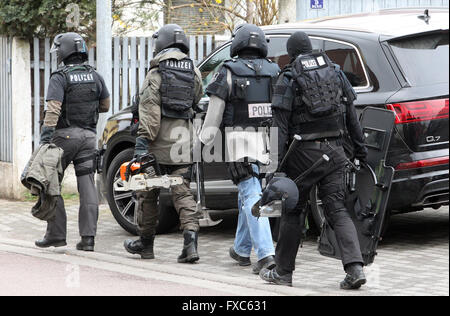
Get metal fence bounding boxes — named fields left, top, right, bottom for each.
left=0, top=37, right=12, bottom=163
left=30, top=35, right=217, bottom=149
left=296, top=0, right=449, bottom=21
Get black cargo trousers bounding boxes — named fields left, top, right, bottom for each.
left=276, top=139, right=364, bottom=274
left=45, top=127, right=99, bottom=240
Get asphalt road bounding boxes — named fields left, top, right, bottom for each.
left=0, top=199, right=448, bottom=296
left=0, top=250, right=235, bottom=296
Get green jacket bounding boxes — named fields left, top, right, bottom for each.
left=137, top=48, right=203, bottom=165
left=21, top=143, right=64, bottom=220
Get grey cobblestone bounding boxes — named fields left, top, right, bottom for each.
left=0, top=199, right=448, bottom=296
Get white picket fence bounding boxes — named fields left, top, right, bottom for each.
left=30, top=35, right=217, bottom=148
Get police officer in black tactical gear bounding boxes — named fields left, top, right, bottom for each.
left=200, top=24, right=279, bottom=274
left=35, top=32, right=110, bottom=252
left=260, top=31, right=369, bottom=289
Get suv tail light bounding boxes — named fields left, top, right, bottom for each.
left=395, top=156, right=449, bottom=170
left=386, top=98, right=449, bottom=124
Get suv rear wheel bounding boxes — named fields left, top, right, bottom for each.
left=105, top=148, right=180, bottom=235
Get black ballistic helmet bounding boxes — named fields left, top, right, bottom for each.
left=153, top=24, right=189, bottom=55
left=50, top=32, right=88, bottom=65
left=286, top=31, right=313, bottom=59
left=261, top=177, right=299, bottom=212
left=230, top=23, right=268, bottom=58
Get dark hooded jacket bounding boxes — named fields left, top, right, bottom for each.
left=272, top=31, right=367, bottom=162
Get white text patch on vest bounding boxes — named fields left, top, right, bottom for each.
left=301, top=58, right=318, bottom=69
left=166, top=60, right=192, bottom=70
left=248, top=103, right=272, bottom=118
left=69, top=73, right=94, bottom=83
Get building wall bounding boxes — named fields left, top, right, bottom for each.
left=279, top=0, right=297, bottom=23
left=0, top=39, right=32, bottom=200
left=295, top=0, right=449, bottom=21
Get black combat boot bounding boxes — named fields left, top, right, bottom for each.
left=124, top=237, right=155, bottom=259
left=229, top=247, right=251, bottom=266
left=178, top=230, right=199, bottom=263
left=340, top=263, right=367, bottom=290
left=260, top=267, right=293, bottom=287
left=35, top=238, right=67, bottom=248
left=252, top=255, right=276, bottom=274
left=76, top=236, right=95, bottom=252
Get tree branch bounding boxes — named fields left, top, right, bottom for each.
left=168, top=3, right=247, bottom=21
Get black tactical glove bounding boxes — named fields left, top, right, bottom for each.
left=134, top=136, right=149, bottom=157
left=354, top=151, right=368, bottom=165
left=39, top=126, right=55, bottom=145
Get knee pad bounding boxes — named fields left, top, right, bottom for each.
left=74, top=154, right=96, bottom=177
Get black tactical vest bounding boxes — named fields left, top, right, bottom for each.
left=222, top=58, right=280, bottom=129
left=55, top=65, right=99, bottom=132
left=290, top=53, right=345, bottom=140
left=159, top=57, right=195, bottom=120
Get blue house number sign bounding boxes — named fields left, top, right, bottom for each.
left=310, top=0, right=324, bottom=9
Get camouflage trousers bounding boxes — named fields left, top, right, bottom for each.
left=136, top=165, right=201, bottom=238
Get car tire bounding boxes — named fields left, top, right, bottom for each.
left=106, top=148, right=180, bottom=235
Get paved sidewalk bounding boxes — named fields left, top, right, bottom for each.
left=0, top=199, right=448, bottom=296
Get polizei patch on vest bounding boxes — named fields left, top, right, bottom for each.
left=248, top=103, right=272, bottom=118
left=301, top=57, right=319, bottom=70
left=68, top=73, right=95, bottom=83
left=165, top=59, right=192, bottom=70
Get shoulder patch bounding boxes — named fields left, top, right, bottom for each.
left=211, top=72, right=221, bottom=83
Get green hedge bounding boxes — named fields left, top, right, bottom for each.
left=0, top=0, right=96, bottom=40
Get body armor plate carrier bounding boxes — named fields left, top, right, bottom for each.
left=291, top=52, right=345, bottom=140
left=55, top=65, right=99, bottom=131
left=159, top=58, right=195, bottom=120
left=222, top=58, right=279, bottom=129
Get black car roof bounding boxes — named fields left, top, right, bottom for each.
left=262, top=8, right=449, bottom=38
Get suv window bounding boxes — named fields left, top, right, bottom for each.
left=267, top=37, right=324, bottom=68
left=313, top=38, right=368, bottom=88
left=267, top=37, right=289, bottom=68
left=200, top=45, right=231, bottom=91
left=200, top=36, right=304, bottom=91
left=389, top=31, right=449, bottom=86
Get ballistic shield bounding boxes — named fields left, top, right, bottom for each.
left=318, top=107, right=396, bottom=265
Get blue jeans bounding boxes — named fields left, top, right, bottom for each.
left=234, top=165, right=275, bottom=261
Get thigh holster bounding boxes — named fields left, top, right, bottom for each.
left=73, top=154, right=96, bottom=177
